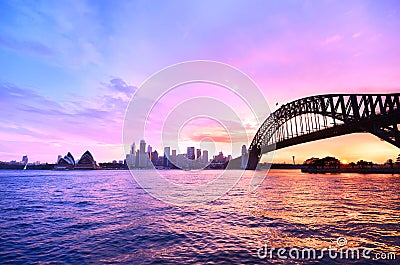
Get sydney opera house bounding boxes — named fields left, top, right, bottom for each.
left=55, top=150, right=98, bottom=170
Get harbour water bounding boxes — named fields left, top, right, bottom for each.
left=0, top=170, right=398, bottom=264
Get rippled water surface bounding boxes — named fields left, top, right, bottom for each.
left=0, top=170, right=399, bottom=264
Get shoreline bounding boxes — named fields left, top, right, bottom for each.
left=301, top=167, right=400, bottom=174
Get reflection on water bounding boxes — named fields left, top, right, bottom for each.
left=0, top=170, right=398, bottom=264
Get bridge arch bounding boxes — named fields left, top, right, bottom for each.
left=247, top=93, right=400, bottom=170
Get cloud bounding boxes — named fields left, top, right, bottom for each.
left=323, top=35, right=343, bottom=45
left=352, top=32, right=362, bottom=38
left=105, top=78, right=137, bottom=99
left=0, top=78, right=138, bottom=161
left=0, top=35, right=53, bottom=56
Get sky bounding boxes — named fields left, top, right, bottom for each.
left=0, top=0, right=399, bottom=164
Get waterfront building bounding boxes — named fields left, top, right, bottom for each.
left=164, top=147, right=170, bottom=167
left=171, top=149, right=177, bottom=164
left=126, top=142, right=136, bottom=167
left=202, top=150, right=208, bottom=163
left=131, top=142, right=136, bottom=155
left=138, top=140, right=148, bottom=168
left=151, top=150, right=159, bottom=165
left=21, top=155, right=28, bottom=165
left=241, top=145, right=247, bottom=169
left=55, top=152, right=75, bottom=170
left=196, top=149, right=201, bottom=160
left=147, top=145, right=153, bottom=167
left=187, top=147, right=195, bottom=160
left=75, top=150, right=98, bottom=169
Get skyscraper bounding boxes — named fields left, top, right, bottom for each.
left=203, top=150, right=208, bottom=164
left=140, top=140, right=146, bottom=154
left=22, top=155, right=28, bottom=165
left=196, top=149, right=201, bottom=160
left=171, top=149, right=177, bottom=164
left=187, top=147, right=195, bottom=160
left=131, top=142, right=136, bottom=155
left=147, top=145, right=152, bottom=158
left=164, top=147, right=171, bottom=167
left=126, top=142, right=136, bottom=167
left=241, top=145, right=247, bottom=169
left=138, top=140, right=147, bottom=168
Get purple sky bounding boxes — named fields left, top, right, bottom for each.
left=0, top=0, right=399, bottom=164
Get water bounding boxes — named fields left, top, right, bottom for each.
left=0, top=170, right=398, bottom=264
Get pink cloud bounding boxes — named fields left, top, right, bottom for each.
left=323, top=35, right=343, bottom=45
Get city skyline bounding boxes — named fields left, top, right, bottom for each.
left=0, top=1, right=399, bottom=164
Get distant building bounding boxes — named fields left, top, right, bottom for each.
left=196, top=149, right=201, bottom=160
left=138, top=140, right=148, bottom=168
left=55, top=152, right=75, bottom=170
left=126, top=142, right=136, bottom=167
left=147, top=145, right=152, bottom=166
left=176, top=154, right=186, bottom=167
left=203, top=150, right=208, bottom=164
left=131, top=142, right=136, bottom=155
left=140, top=140, right=146, bottom=153
left=75, top=150, right=98, bottom=169
left=213, top=151, right=226, bottom=163
left=171, top=149, right=177, bottom=164
left=21, top=155, right=28, bottom=165
left=187, top=147, right=195, bottom=160
left=241, top=145, right=247, bottom=169
left=151, top=150, right=159, bottom=165
left=164, top=147, right=170, bottom=167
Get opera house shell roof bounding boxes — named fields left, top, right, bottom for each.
left=55, top=150, right=98, bottom=170
left=74, top=150, right=98, bottom=169
left=55, top=152, right=75, bottom=169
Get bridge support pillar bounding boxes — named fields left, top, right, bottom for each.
left=246, top=146, right=261, bottom=170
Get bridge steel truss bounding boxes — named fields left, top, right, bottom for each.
left=247, top=93, right=400, bottom=170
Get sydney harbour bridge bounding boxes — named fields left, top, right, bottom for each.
left=244, top=93, right=400, bottom=170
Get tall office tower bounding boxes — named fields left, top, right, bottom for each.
left=202, top=150, right=208, bottom=163
left=241, top=145, right=247, bottom=169
left=140, top=140, right=146, bottom=154
left=22, top=155, right=28, bottom=165
left=131, top=142, right=136, bottom=155
left=138, top=140, right=148, bottom=168
left=164, top=147, right=171, bottom=167
left=126, top=142, right=136, bottom=167
left=151, top=150, right=159, bottom=165
left=135, top=150, right=139, bottom=167
left=187, top=147, right=195, bottom=160
left=196, top=149, right=201, bottom=160
left=171, top=149, right=177, bottom=164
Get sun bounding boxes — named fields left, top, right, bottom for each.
left=341, top=159, right=348, bottom=165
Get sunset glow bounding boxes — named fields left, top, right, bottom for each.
left=0, top=1, right=399, bottom=164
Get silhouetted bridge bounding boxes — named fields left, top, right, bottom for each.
left=245, top=93, right=400, bottom=170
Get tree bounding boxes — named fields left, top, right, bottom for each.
left=357, top=160, right=368, bottom=169
left=387, top=159, right=394, bottom=169
left=322, top=156, right=340, bottom=168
